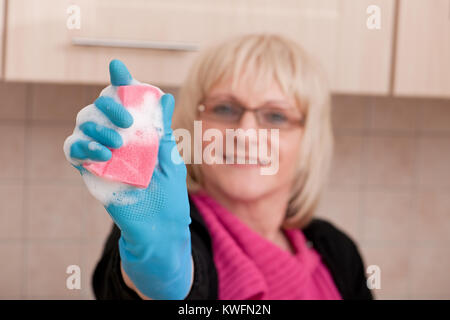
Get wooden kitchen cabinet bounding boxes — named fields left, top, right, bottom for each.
left=5, top=0, right=394, bottom=94
left=394, top=0, right=450, bottom=98
left=0, top=0, right=4, bottom=78
left=254, top=0, right=395, bottom=94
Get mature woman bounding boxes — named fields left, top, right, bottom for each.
left=64, top=34, right=372, bottom=300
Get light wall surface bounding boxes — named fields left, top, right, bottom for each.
left=0, top=81, right=449, bottom=299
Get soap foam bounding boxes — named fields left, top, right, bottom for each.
left=99, top=82, right=164, bottom=147
left=81, top=171, right=138, bottom=206
left=88, top=141, right=103, bottom=151
left=63, top=80, right=164, bottom=206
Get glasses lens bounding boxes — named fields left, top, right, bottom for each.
left=258, top=108, right=292, bottom=128
left=206, top=102, right=242, bottom=123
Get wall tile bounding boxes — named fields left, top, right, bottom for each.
left=0, top=82, right=27, bottom=120
left=28, top=124, right=81, bottom=181
left=27, top=184, right=84, bottom=240
left=328, top=135, right=363, bottom=188
left=0, top=124, right=25, bottom=179
left=30, top=84, right=86, bottom=122
left=331, top=95, right=369, bottom=131
left=360, top=246, right=411, bottom=299
left=370, top=97, right=419, bottom=132
left=410, top=191, right=450, bottom=245
left=417, top=137, right=450, bottom=189
left=83, top=192, right=113, bottom=241
left=84, top=84, right=106, bottom=106
left=362, top=191, right=413, bottom=245
left=410, top=247, right=450, bottom=299
left=364, top=136, right=416, bottom=188
left=0, top=184, right=24, bottom=239
left=419, top=99, right=450, bottom=133
left=316, top=190, right=360, bottom=242
left=0, top=243, right=23, bottom=299
left=26, top=243, right=81, bottom=298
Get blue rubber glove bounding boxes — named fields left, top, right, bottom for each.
left=64, top=60, right=193, bottom=300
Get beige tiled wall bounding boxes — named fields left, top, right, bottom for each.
left=317, top=95, right=450, bottom=299
left=0, top=81, right=449, bottom=299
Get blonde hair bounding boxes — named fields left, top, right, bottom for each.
left=173, top=33, right=334, bottom=229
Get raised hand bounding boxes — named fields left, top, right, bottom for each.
left=63, top=60, right=193, bottom=299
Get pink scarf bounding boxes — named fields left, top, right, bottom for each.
left=190, top=191, right=342, bottom=300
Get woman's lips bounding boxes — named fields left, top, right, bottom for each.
left=223, top=154, right=271, bottom=166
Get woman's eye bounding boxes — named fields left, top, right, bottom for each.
left=212, top=104, right=236, bottom=116
left=265, top=111, right=288, bottom=124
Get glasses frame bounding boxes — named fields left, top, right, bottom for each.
left=197, top=99, right=306, bottom=130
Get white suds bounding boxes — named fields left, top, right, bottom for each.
left=63, top=79, right=164, bottom=206
left=88, top=141, right=103, bottom=151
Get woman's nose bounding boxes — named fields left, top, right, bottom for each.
left=238, top=110, right=259, bottom=130
left=234, top=110, right=259, bottom=153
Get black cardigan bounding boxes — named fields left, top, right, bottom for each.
left=93, top=197, right=373, bottom=300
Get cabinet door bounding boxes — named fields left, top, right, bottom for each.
left=5, top=0, right=394, bottom=93
left=0, top=0, right=4, bottom=78
left=394, top=0, right=450, bottom=98
left=250, top=0, right=395, bottom=94
left=333, top=0, right=395, bottom=94
left=5, top=0, right=203, bottom=86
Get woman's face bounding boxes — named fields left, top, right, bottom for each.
left=198, top=77, right=304, bottom=202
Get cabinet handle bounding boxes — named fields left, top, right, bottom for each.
left=71, top=37, right=199, bottom=51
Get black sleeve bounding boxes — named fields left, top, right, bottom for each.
left=92, top=211, right=218, bottom=300
left=92, top=223, right=141, bottom=300
left=185, top=219, right=218, bottom=300
left=303, top=218, right=373, bottom=300
left=346, top=239, right=374, bottom=300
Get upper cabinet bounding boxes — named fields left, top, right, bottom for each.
left=256, top=0, right=395, bottom=95
left=327, top=0, right=395, bottom=94
left=4, top=0, right=394, bottom=94
left=0, top=0, right=4, bottom=78
left=394, top=0, right=450, bottom=98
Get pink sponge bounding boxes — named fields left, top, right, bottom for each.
left=83, top=85, right=162, bottom=188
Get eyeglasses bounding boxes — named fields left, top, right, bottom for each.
left=198, top=99, right=306, bottom=130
